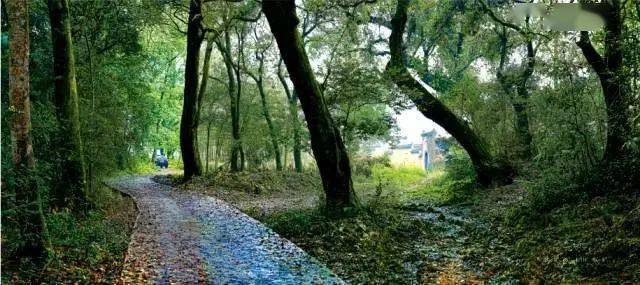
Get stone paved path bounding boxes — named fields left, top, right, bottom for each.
left=106, top=176, right=343, bottom=284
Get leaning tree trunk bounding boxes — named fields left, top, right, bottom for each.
left=277, top=62, right=303, bottom=172
left=180, top=0, right=204, bottom=179
left=387, top=0, right=513, bottom=186
left=263, top=0, right=356, bottom=213
left=8, top=0, right=48, bottom=258
left=576, top=0, right=630, bottom=161
left=48, top=0, right=90, bottom=209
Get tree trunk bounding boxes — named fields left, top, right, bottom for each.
left=263, top=0, right=356, bottom=213
left=277, top=62, right=303, bottom=172
left=205, top=120, right=212, bottom=174
left=195, top=38, right=214, bottom=167
left=180, top=0, right=204, bottom=179
left=387, top=0, right=513, bottom=186
left=48, top=0, right=90, bottom=209
left=576, top=0, right=629, bottom=161
left=235, top=28, right=246, bottom=171
left=257, top=82, right=283, bottom=170
left=8, top=0, right=48, bottom=258
left=247, top=49, right=283, bottom=171
left=496, top=30, right=534, bottom=159
left=215, top=31, right=243, bottom=172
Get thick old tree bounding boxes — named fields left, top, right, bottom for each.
left=48, top=0, right=90, bottom=209
left=263, top=0, right=356, bottom=212
left=576, top=0, right=631, bottom=161
left=387, top=0, right=513, bottom=186
left=181, top=0, right=204, bottom=179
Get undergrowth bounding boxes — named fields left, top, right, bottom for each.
left=259, top=205, right=432, bottom=284
left=2, top=184, right=136, bottom=284
left=468, top=155, right=640, bottom=282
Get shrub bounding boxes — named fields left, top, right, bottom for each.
left=352, top=155, right=391, bottom=177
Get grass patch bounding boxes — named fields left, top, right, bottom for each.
left=353, top=147, right=478, bottom=207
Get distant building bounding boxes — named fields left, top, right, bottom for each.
left=421, top=130, right=446, bottom=169
left=368, top=129, right=448, bottom=170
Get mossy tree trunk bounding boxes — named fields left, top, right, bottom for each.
left=263, top=0, right=356, bottom=213
left=48, top=0, right=90, bottom=209
left=277, top=60, right=303, bottom=172
left=180, top=0, right=204, bottom=179
left=8, top=0, right=49, bottom=258
left=387, top=0, right=513, bottom=186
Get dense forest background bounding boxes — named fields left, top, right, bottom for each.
left=2, top=0, right=639, bottom=283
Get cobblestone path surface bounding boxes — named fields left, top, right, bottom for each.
left=106, top=176, right=343, bottom=284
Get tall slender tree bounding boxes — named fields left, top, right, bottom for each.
left=180, top=0, right=204, bottom=179
left=387, top=0, right=513, bottom=186
left=48, top=0, right=90, bottom=209
left=245, top=35, right=282, bottom=171
left=215, top=30, right=244, bottom=172
left=277, top=60, right=303, bottom=172
left=8, top=0, right=48, bottom=257
left=263, top=0, right=356, bottom=213
left=195, top=37, right=215, bottom=166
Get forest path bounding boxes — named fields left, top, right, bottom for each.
left=106, top=176, right=343, bottom=284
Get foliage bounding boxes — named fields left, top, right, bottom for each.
left=351, top=155, right=391, bottom=177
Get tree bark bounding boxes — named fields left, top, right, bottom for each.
left=387, top=0, right=513, bottom=186
left=48, top=0, right=90, bottom=209
left=9, top=0, right=48, bottom=257
left=277, top=61, right=303, bottom=172
left=180, top=0, right=204, bottom=179
left=263, top=0, right=356, bottom=213
left=576, top=0, right=629, bottom=161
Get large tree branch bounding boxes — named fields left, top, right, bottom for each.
left=576, top=31, right=607, bottom=78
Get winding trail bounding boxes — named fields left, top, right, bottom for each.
left=106, top=176, right=343, bottom=284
